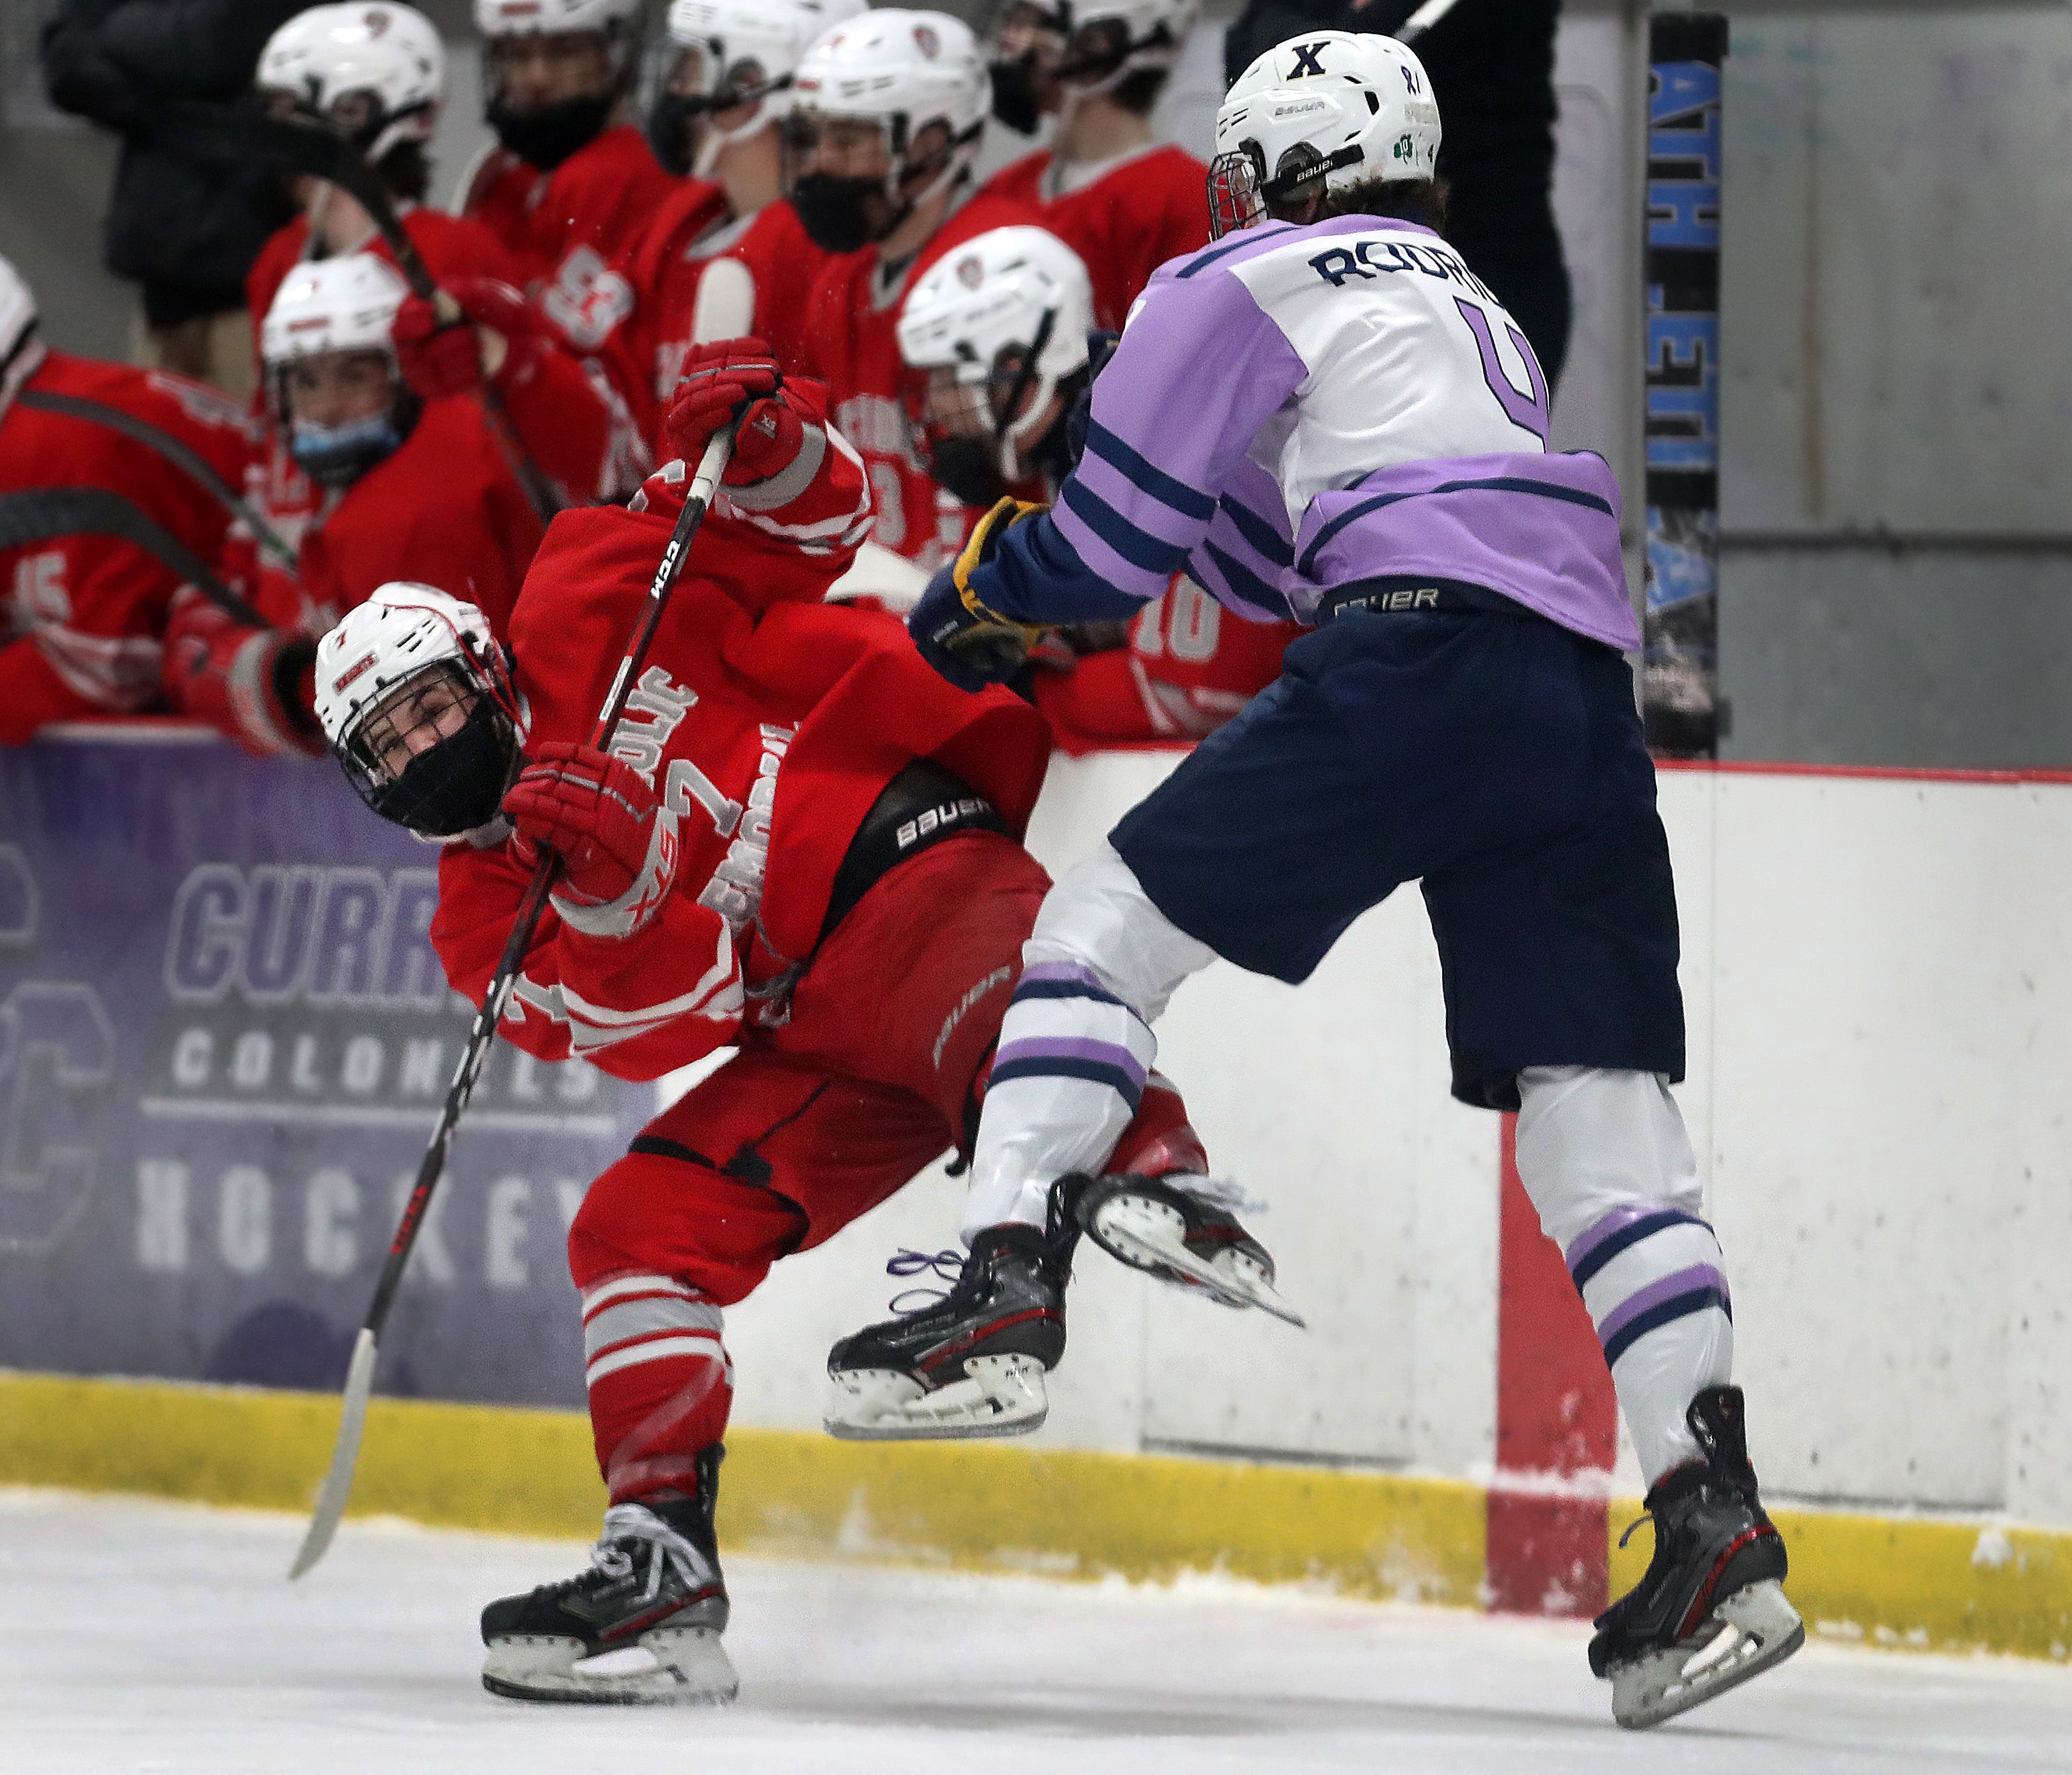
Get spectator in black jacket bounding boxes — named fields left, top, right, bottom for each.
left=40, top=0, right=308, bottom=400
left=1223, top=0, right=1571, bottom=391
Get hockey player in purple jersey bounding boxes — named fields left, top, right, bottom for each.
left=827, top=28, right=1802, bottom=1730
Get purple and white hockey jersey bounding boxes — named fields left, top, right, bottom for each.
left=971, top=214, right=1638, bottom=653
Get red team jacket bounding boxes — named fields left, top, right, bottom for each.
left=574, top=185, right=831, bottom=452
left=976, top=144, right=1210, bottom=332
left=801, top=191, right=1043, bottom=570
left=428, top=382, right=1049, bottom=1081
left=0, top=347, right=258, bottom=740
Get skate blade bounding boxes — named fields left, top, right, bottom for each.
left=823, top=1351, right=1049, bottom=1441
left=1608, top=1580, right=1805, bottom=1730
left=1090, top=1194, right=1307, bottom=1329
left=481, top=1625, right=739, bottom=1707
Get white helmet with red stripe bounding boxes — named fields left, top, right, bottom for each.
left=475, top=0, right=642, bottom=38
left=260, top=253, right=408, bottom=367
left=258, top=4, right=446, bottom=164
left=316, top=581, right=528, bottom=836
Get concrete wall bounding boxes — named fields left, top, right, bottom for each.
left=719, top=748, right=2072, bottom=1529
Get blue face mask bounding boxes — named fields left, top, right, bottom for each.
left=290, top=412, right=404, bottom=487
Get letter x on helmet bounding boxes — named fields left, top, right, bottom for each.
left=1208, top=30, right=1442, bottom=239
left=316, top=582, right=529, bottom=838
left=257, top=3, right=446, bottom=164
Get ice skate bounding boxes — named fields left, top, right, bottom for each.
left=1062, top=1170, right=1305, bottom=1327
left=824, top=1223, right=1070, bottom=1440
left=480, top=1457, right=737, bottom=1706
left=1590, top=1386, right=1803, bottom=1729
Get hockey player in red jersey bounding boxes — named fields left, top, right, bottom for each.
left=787, top=11, right=1049, bottom=574
left=250, top=3, right=639, bottom=509
left=246, top=6, right=524, bottom=363
left=0, top=255, right=267, bottom=744
left=460, top=0, right=680, bottom=327
left=166, top=253, right=560, bottom=756
left=897, top=224, right=1299, bottom=747
left=977, top=0, right=1209, bottom=331
left=568, top=0, right=861, bottom=451
left=309, top=340, right=1211, bottom=1703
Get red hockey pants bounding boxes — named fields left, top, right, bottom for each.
left=567, top=831, right=1204, bottom=1503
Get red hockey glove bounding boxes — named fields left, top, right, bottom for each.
left=503, top=742, right=677, bottom=935
left=162, top=585, right=323, bottom=758
left=664, top=338, right=796, bottom=481
left=393, top=279, right=540, bottom=401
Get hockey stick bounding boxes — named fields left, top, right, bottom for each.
left=0, top=487, right=267, bottom=627
left=1393, top=0, right=1467, bottom=46
left=154, top=104, right=565, bottom=529
left=286, top=423, right=739, bottom=1581
left=17, top=388, right=299, bottom=574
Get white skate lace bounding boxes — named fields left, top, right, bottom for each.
left=596, top=1503, right=714, bottom=1598
left=884, top=1247, right=964, bottom=1314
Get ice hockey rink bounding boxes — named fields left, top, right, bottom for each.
left=4, top=1490, right=2068, bottom=1775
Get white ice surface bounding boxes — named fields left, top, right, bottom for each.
left=4, top=1489, right=2071, bottom=1775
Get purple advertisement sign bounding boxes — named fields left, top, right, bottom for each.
left=0, top=730, right=652, bottom=1408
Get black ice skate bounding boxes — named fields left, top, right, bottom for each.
left=480, top=1450, right=736, bottom=1706
left=1063, top=1170, right=1304, bottom=1327
left=824, top=1222, right=1070, bottom=1441
left=1590, top=1386, right=1803, bottom=1729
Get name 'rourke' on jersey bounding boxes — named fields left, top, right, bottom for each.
left=1065, top=212, right=1634, bottom=651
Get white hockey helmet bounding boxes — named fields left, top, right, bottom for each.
left=0, top=253, right=37, bottom=373
left=899, top=224, right=1092, bottom=483
left=655, top=0, right=865, bottom=176
left=258, top=4, right=446, bottom=164
left=261, top=253, right=409, bottom=368
left=1209, top=30, right=1442, bottom=238
left=475, top=0, right=643, bottom=40
left=793, top=10, right=989, bottom=168
left=317, top=581, right=527, bottom=836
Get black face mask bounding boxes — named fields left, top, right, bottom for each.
left=356, top=696, right=521, bottom=837
left=487, top=91, right=615, bottom=171
left=989, top=54, right=1043, bottom=135
left=929, top=434, right=1010, bottom=510
left=645, top=93, right=700, bottom=177
left=790, top=172, right=886, bottom=255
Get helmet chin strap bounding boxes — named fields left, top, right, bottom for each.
left=690, top=82, right=789, bottom=180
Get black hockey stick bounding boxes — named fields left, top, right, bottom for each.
left=287, top=423, right=739, bottom=1581
left=0, top=487, right=267, bottom=626
left=18, top=387, right=299, bottom=573
left=154, top=104, right=565, bottom=529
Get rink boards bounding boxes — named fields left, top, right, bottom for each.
left=6, top=729, right=2072, bottom=1657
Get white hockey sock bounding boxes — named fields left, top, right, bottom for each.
left=1514, top=1066, right=1734, bottom=1487
left=962, top=845, right=1214, bottom=1242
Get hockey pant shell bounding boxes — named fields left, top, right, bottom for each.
left=568, top=831, right=1204, bottom=1504
left=1107, top=605, right=1685, bottom=1112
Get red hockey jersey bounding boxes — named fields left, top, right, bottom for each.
left=801, top=191, right=1046, bottom=570
left=428, top=385, right=1049, bottom=1081
left=459, top=124, right=680, bottom=307
left=1033, top=575, right=1301, bottom=755
left=576, top=189, right=831, bottom=452
left=976, top=144, right=1210, bottom=332
left=0, top=347, right=260, bottom=740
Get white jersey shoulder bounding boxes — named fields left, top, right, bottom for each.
left=1227, top=223, right=1552, bottom=515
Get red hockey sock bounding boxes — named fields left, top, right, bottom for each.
left=577, top=1270, right=734, bottom=1504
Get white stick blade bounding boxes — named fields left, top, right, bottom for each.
left=287, top=1327, right=379, bottom=1581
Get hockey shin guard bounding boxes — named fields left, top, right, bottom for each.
left=1514, top=1067, right=1734, bottom=1485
